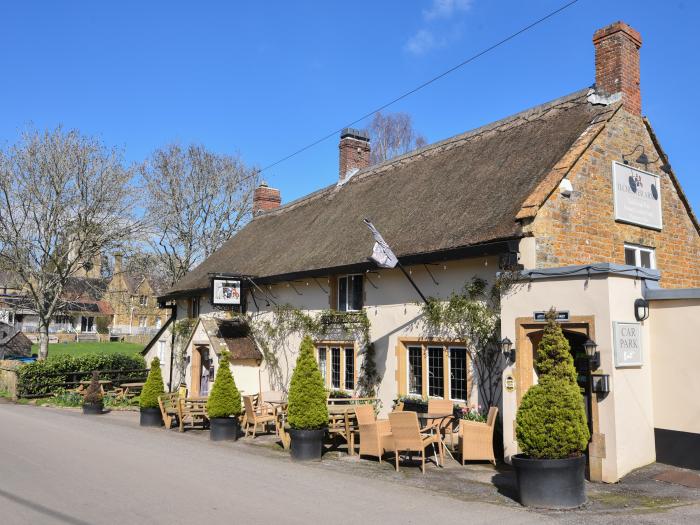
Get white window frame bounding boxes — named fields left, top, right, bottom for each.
left=337, top=274, right=363, bottom=312
left=624, top=243, right=656, bottom=269
left=448, top=346, right=469, bottom=403
left=406, top=345, right=423, bottom=396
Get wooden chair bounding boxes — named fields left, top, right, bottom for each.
left=459, top=406, right=498, bottom=465
left=355, top=405, right=393, bottom=463
left=178, top=397, right=209, bottom=432
left=158, top=392, right=180, bottom=429
left=427, top=398, right=457, bottom=448
left=243, top=395, right=278, bottom=438
left=388, top=411, right=443, bottom=474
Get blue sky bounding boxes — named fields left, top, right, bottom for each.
left=1, top=1, right=698, bottom=211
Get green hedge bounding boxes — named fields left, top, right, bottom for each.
left=17, top=353, right=146, bottom=398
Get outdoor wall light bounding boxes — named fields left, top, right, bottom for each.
left=591, top=374, right=611, bottom=394
left=622, top=144, right=672, bottom=174
left=634, top=298, right=650, bottom=322
left=584, top=338, right=600, bottom=371
left=500, top=337, right=515, bottom=363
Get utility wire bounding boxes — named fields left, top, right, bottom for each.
left=259, top=0, right=581, bottom=175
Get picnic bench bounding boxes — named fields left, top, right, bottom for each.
left=178, top=397, right=209, bottom=432
left=158, top=393, right=181, bottom=429
left=115, top=382, right=145, bottom=400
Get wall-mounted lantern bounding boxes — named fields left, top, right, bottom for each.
left=591, top=374, right=610, bottom=394
left=500, top=337, right=515, bottom=363
left=634, top=298, right=650, bottom=322
left=584, top=338, right=600, bottom=371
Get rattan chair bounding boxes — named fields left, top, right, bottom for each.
left=458, top=406, right=498, bottom=465
left=243, top=395, right=278, bottom=438
left=355, top=404, right=393, bottom=463
left=427, top=398, right=457, bottom=448
left=388, top=411, right=443, bottom=473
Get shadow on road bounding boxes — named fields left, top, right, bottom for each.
left=0, top=487, right=92, bottom=525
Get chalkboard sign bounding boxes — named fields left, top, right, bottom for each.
left=613, top=321, right=643, bottom=368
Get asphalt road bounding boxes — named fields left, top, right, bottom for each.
left=0, top=403, right=551, bottom=525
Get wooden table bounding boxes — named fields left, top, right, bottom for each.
left=117, top=382, right=145, bottom=399
left=327, top=405, right=357, bottom=455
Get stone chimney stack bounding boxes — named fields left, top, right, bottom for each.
left=593, top=21, right=643, bottom=115
left=113, top=253, right=123, bottom=275
left=253, top=182, right=281, bottom=216
left=339, top=128, right=370, bottom=183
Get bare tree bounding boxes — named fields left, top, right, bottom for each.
left=368, top=111, right=427, bottom=165
left=0, top=127, right=143, bottom=360
left=140, top=144, right=258, bottom=286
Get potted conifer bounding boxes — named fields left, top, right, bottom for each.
left=287, top=336, right=329, bottom=461
left=206, top=350, right=242, bottom=441
left=513, top=310, right=590, bottom=509
left=82, top=371, right=104, bottom=415
left=140, top=357, right=165, bottom=427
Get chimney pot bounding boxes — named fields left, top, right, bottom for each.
left=339, top=128, right=370, bottom=183
left=253, top=183, right=281, bottom=216
left=593, top=21, right=642, bottom=115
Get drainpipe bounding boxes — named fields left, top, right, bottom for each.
left=166, top=303, right=177, bottom=392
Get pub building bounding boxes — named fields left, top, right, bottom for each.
left=147, top=22, right=700, bottom=482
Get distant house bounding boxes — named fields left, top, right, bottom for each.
left=0, top=322, right=33, bottom=359
left=105, top=254, right=167, bottom=337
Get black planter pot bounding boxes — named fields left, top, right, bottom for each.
left=82, top=402, right=103, bottom=415
left=512, top=454, right=586, bottom=509
left=139, top=407, right=163, bottom=427
left=210, top=417, right=240, bottom=441
left=289, top=428, right=325, bottom=461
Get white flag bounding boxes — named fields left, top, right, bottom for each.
left=364, top=218, right=398, bottom=269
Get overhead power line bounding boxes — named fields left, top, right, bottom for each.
left=258, top=0, right=581, bottom=175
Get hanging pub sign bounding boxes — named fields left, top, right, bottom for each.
left=612, top=161, right=662, bottom=230
left=533, top=310, right=569, bottom=322
left=613, top=321, right=643, bottom=368
left=210, top=275, right=246, bottom=312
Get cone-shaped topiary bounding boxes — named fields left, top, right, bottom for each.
left=535, top=309, right=577, bottom=384
left=140, top=357, right=165, bottom=409
left=83, top=371, right=103, bottom=405
left=287, top=336, right=328, bottom=430
left=206, top=351, right=242, bottom=418
left=515, top=376, right=590, bottom=458
left=516, top=308, right=589, bottom=458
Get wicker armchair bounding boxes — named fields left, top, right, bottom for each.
left=243, top=395, right=278, bottom=438
left=458, top=406, right=498, bottom=465
left=355, top=404, right=393, bottom=463
left=427, top=398, right=456, bottom=447
left=388, top=411, right=443, bottom=473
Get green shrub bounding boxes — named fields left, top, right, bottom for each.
left=515, top=377, right=590, bottom=458
left=49, top=388, right=83, bottom=407
left=17, top=353, right=146, bottom=397
left=140, top=357, right=165, bottom=409
left=534, top=309, right=577, bottom=384
left=206, top=351, right=241, bottom=418
left=287, top=336, right=328, bottom=430
left=83, top=371, right=103, bottom=405
left=95, top=317, right=111, bottom=335
left=516, top=308, right=589, bottom=458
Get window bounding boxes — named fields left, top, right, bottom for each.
left=317, top=344, right=356, bottom=391
left=139, top=316, right=147, bottom=328
left=191, top=297, right=200, bottom=318
left=337, top=275, right=363, bottom=312
left=155, top=317, right=162, bottom=329
left=449, top=347, right=468, bottom=401
left=428, top=347, right=444, bottom=398
left=344, top=348, right=354, bottom=391
left=401, top=342, right=471, bottom=402
left=407, top=346, right=423, bottom=396
left=317, top=347, right=327, bottom=384
left=158, top=340, right=166, bottom=363
left=331, top=347, right=341, bottom=389
left=624, top=244, right=655, bottom=269
left=139, top=295, right=148, bottom=306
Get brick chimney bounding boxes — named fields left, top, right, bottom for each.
left=253, top=182, right=281, bottom=216
left=113, top=253, right=123, bottom=274
left=339, top=128, right=370, bottom=182
left=593, top=21, right=643, bottom=115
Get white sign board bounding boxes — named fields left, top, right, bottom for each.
left=613, top=321, right=643, bottom=368
left=612, top=162, right=662, bottom=230
left=211, top=278, right=241, bottom=305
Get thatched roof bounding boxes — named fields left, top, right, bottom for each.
left=165, top=89, right=617, bottom=297
left=200, top=318, right=261, bottom=361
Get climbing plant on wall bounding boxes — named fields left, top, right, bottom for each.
left=420, top=272, right=520, bottom=412
left=171, top=317, right=197, bottom=387
left=245, top=306, right=378, bottom=397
